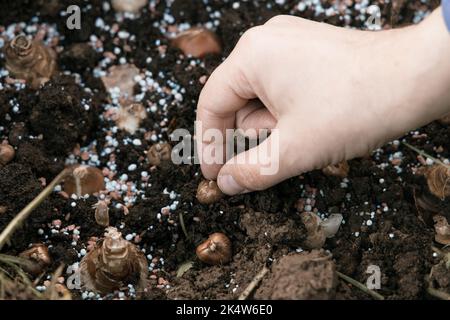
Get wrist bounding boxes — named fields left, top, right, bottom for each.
left=390, top=8, right=450, bottom=133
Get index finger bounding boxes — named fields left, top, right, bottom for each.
left=196, top=55, right=256, bottom=179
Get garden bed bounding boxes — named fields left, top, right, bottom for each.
left=0, top=0, right=449, bottom=300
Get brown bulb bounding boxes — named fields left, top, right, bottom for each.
left=147, top=143, right=172, bottom=166
left=0, top=143, right=15, bottom=166
left=424, top=165, right=450, bottom=199
left=172, top=27, right=222, bottom=58
left=117, top=103, right=147, bottom=134
left=80, top=227, right=148, bottom=294
left=19, top=243, right=51, bottom=275
left=111, top=0, right=147, bottom=13
left=63, top=165, right=105, bottom=197
left=196, top=179, right=223, bottom=204
left=196, top=233, right=232, bottom=265
left=4, top=35, right=57, bottom=89
left=300, top=212, right=326, bottom=250
left=433, top=215, right=450, bottom=245
left=101, top=63, right=140, bottom=99
left=93, top=200, right=110, bottom=227
left=322, top=161, right=349, bottom=178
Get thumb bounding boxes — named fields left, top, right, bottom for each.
left=217, top=127, right=295, bottom=195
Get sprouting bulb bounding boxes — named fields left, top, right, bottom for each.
left=147, top=143, right=172, bottom=166
left=79, top=227, right=148, bottom=294
left=4, top=35, right=57, bottom=89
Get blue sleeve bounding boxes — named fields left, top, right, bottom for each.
left=444, top=0, right=450, bottom=31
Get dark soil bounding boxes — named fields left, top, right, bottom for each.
left=0, top=0, right=448, bottom=300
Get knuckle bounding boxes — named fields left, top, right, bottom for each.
left=238, top=25, right=264, bottom=46
left=264, top=15, right=288, bottom=25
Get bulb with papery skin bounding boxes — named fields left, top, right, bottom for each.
left=79, top=227, right=148, bottom=294
left=196, top=233, right=232, bottom=265
left=196, top=180, right=223, bottom=204
left=147, top=143, right=172, bottom=166
left=425, top=165, right=450, bottom=199
left=0, top=144, right=15, bottom=166
left=172, top=27, right=222, bottom=58
left=93, top=200, right=110, bottom=227
left=19, top=243, right=51, bottom=275
left=5, top=35, right=57, bottom=89
left=63, top=165, right=105, bottom=197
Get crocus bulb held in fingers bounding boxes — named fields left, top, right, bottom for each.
left=196, top=180, right=223, bottom=204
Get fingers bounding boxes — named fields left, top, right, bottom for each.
left=235, top=99, right=277, bottom=138
left=217, top=123, right=296, bottom=195
left=196, top=50, right=256, bottom=180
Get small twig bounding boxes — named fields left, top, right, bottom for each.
left=238, top=265, right=270, bottom=300
left=427, top=286, right=450, bottom=300
left=0, top=168, right=69, bottom=250
left=337, top=271, right=385, bottom=300
left=402, top=142, right=450, bottom=169
left=178, top=212, right=189, bottom=239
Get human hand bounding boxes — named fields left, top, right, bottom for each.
left=196, top=9, right=450, bottom=195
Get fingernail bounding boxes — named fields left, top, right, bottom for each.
left=218, top=175, right=247, bottom=195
